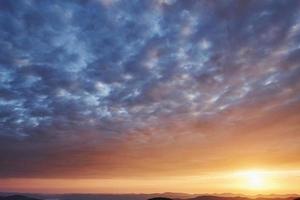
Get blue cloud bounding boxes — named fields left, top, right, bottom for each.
left=0, top=0, right=300, bottom=178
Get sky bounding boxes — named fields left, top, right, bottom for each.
left=0, top=0, right=300, bottom=195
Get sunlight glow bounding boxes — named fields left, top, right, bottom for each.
left=244, top=170, right=265, bottom=189
left=234, top=170, right=270, bottom=191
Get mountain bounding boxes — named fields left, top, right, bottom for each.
left=173, top=195, right=300, bottom=200
left=171, top=195, right=299, bottom=200
left=0, top=195, right=41, bottom=200
left=148, top=198, right=173, bottom=200
left=182, top=196, right=248, bottom=200
left=0, top=194, right=299, bottom=200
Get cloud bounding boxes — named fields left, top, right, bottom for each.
left=0, top=0, right=300, bottom=178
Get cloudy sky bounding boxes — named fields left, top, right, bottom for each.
left=0, top=0, right=300, bottom=194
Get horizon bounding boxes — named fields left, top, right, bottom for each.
left=0, top=191, right=299, bottom=197
left=0, top=0, right=300, bottom=195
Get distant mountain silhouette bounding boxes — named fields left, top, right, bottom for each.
left=0, top=195, right=41, bottom=200
left=148, top=197, right=173, bottom=200
left=147, top=195, right=299, bottom=200
left=147, top=196, right=248, bottom=200
left=0, top=194, right=299, bottom=200
left=186, top=196, right=247, bottom=200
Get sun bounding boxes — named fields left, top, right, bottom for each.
left=245, top=170, right=265, bottom=189
left=235, top=170, right=268, bottom=191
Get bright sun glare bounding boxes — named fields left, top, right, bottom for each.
left=236, top=170, right=268, bottom=191
left=245, top=171, right=265, bottom=188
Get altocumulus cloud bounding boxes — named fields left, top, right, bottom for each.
left=0, top=0, right=300, bottom=178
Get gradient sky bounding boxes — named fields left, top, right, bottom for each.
left=0, top=0, right=300, bottom=195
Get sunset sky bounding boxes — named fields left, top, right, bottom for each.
left=0, top=0, right=300, bottom=195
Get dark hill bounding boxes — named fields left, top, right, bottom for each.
left=0, top=195, right=41, bottom=200
left=148, top=198, right=173, bottom=200
left=187, top=196, right=248, bottom=200
left=148, top=195, right=299, bottom=200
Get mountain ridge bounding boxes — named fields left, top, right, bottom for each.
left=0, top=193, right=299, bottom=200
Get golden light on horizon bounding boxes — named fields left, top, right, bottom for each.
left=238, top=170, right=267, bottom=190
left=231, top=169, right=286, bottom=194
left=1, top=169, right=300, bottom=194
